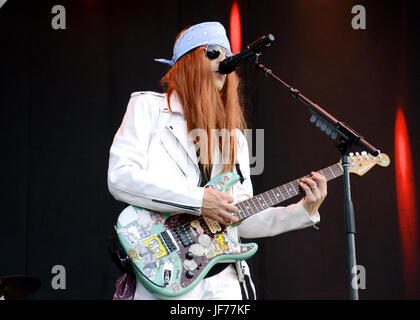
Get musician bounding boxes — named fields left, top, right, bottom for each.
left=107, top=21, right=327, bottom=300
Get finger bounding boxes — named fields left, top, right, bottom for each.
left=310, top=172, right=327, bottom=197
left=209, top=212, right=231, bottom=225
left=224, top=203, right=238, bottom=213
left=300, top=181, right=314, bottom=200
left=310, top=171, right=326, bottom=184
left=305, top=176, right=318, bottom=189
left=301, top=177, right=319, bottom=196
left=219, top=209, right=239, bottom=223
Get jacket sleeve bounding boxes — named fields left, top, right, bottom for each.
left=235, top=132, right=320, bottom=239
left=107, top=93, right=204, bottom=214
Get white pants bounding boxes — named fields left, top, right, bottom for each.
left=133, top=264, right=242, bottom=300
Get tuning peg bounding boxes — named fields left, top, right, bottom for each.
left=355, top=152, right=360, bottom=156
left=310, top=115, right=317, bottom=123
left=331, top=131, right=338, bottom=139
left=349, top=152, right=354, bottom=156
left=361, top=151, right=367, bottom=156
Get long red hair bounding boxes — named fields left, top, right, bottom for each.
left=161, top=41, right=247, bottom=177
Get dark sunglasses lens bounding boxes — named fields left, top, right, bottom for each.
left=205, top=45, right=221, bottom=60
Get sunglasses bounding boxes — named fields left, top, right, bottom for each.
left=204, top=44, right=233, bottom=60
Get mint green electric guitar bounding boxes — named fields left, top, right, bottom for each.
left=115, top=153, right=389, bottom=297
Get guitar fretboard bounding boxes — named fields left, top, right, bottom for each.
left=235, top=163, right=343, bottom=220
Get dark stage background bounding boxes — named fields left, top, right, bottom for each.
left=1, top=0, right=419, bottom=299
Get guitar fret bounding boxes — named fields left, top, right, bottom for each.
left=250, top=197, right=259, bottom=213
left=328, top=166, right=335, bottom=179
left=255, top=195, right=264, bottom=210
left=319, top=169, right=327, bottom=178
left=318, top=170, right=327, bottom=180
left=240, top=206, right=246, bottom=219
left=285, top=183, right=294, bottom=196
left=269, top=190, right=277, bottom=205
left=292, top=181, right=300, bottom=194
left=290, top=181, right=299, bottom=195
left=236, top=203, right=244, bottom=219
left=274, top=188, right=284, bottom=202
left=246, top=199, right=252, bottom=216
left=269, top=189, right=277, bottom=204
left=260, top=194, right=270, bottom=208
left=246, top=199, right=255, bottom=216
left=241, top=203, right=249, bottom=218
left=280, top=185, right=291, bottom=199
left=266, top=190, right=274, bottom=205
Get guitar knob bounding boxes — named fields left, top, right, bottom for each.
left=185, top=270, right=194, bottom=279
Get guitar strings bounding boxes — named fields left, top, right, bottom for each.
left=234, top=164, right=343, bottom=219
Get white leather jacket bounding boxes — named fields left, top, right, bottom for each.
left=107, top=91, right=320, bottom=242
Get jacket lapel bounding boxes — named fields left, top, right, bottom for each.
left=164, top=115, right=199, bottom=171
left=161, top=93, right=231, bottom=184
left=158, top=96, right=199, bottom=184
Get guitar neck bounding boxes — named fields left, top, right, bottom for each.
left=235, top=163, right=343, bottom=220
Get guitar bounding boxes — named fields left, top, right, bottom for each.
left=115, top=152, right=390, bottom=298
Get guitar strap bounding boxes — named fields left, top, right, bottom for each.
left=234, top=153, right=256, bottom=299
left=235, top=256, right=256, bottom=300
left=235, top=163, right=244, bottom=184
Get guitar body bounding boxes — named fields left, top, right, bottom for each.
left=115, top=171, right=258, bottom=298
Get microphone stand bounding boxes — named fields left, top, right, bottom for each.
left=251, top=56, right=380, bottom=300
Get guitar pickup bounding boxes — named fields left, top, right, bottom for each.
left=174, top=225, right=195, bottom=247
left=159, top=230, right=180, bottom=253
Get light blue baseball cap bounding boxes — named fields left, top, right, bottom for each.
left=155, top=21, right=232, bottom=67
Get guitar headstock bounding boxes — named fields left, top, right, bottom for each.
left=341, top=152, right=390, bottom=176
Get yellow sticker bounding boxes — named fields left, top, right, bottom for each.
left=144, top=236, right=168, bottom=258
left=215, top=234, right=230, bottom=252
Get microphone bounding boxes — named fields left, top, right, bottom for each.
left=218, top=34, right=275, bottom=74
